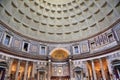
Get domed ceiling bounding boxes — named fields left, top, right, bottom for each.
left=0, top=0, right=120, bottom=42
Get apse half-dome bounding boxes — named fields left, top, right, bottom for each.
left=50, top=49, right=69, bottom=61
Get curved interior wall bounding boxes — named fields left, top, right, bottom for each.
left=0, top=21, right=120, bottom=60
left=0, top=0, right=120, bottom=80
left=0, top=19, right=120, bottom=80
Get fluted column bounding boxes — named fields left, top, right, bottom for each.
left=32, top=62, right=35, bottom=79
left=15, top=60, right=21, bottom=80
left=84, top=61, right=89, bottom=80
left=43, top=72, right=45, bottom=80
left=37, top=70, right=40, bottom=80
left=8, top=59, right=13, bottom=77
left=45, top=71, right=47, bottom=80
left=99, top=58, right=106, bottom=80
left=75, top=72, right=77, bottom=80
left=48, top=59, right=51, bottom=80
left=91, top=60, right=97, bottom=80
left=36, top=62, right=40, bottom=80
left=106, top=58, right=113, bottom=80
left=23, top=61, right=29, bottom=80
left=69, top=59, right=73, bottom=80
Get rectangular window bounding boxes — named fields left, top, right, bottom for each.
left=73, top=45, right=80, bottom=54
left=22, top=42, right=29, bottom=52
left=41, top=46, right=45, bottom=54
left=91, top=41, right=95, bottom=49
left=40, top=46, right=46, bottom=55
left=3, top=34, right=12, bottom=46
left=107, top=33, right=114, bottom=42
left=4, top=35, right=10, bottom=45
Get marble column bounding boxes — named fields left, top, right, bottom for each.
left=8, top=59, right=13, bottom=77
left=15, top=60, right=21, bottom=80
left=43, top=72, right=45, bottom=80
left=45, top=71, right=47, bottom=80
left=69, top=59, right=73, bottom=80
left=106, top=57, right=113, bottom=80
left=75, top=72, right=77, bottom=80
left=84, top=61, right=89, bottom=80
left=48, top=59, right=51, bottom=80
left=23, top=61, right=29, bottom=80
left=32, top=62, right=35, bottom=79
left=36, top=62, right=40, bottom=80
left=99, top=58, right=106, bottom=80
left=37, top=71, right=39, bottom=80
left=91, top=60, right=97, bottom=80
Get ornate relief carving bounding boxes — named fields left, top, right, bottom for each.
left=12, top=38, right=21, bottom=49
left=80, top=40, right=89, bottom=53
left=30, top=44, right=39, bottom=54
left=89, top=29, right=117, bottom=53
left=52, top=63, right=69, bottom=76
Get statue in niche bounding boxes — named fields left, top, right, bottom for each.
left=74, top=67, right=82, bottom=80
left=76, top=71, right=81, bottom=80
left=40, top=73, right=44, bottom=80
